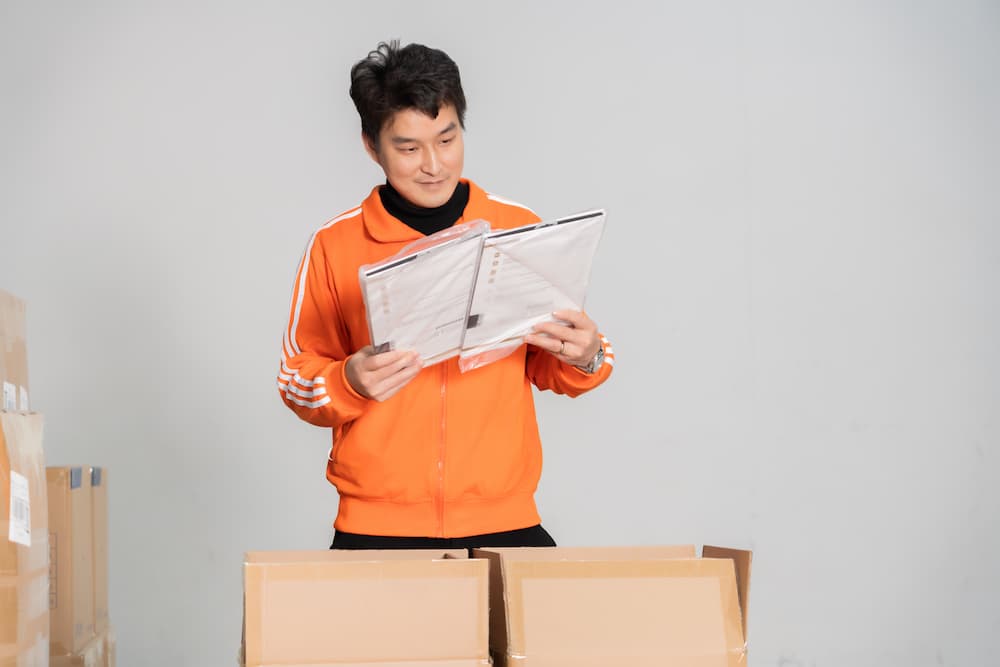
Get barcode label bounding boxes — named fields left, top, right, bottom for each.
left=2, top=382, right=15, bottom=411
left=8, top=471, right=31, bottom=546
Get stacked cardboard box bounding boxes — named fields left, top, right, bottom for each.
left=90, top=468, right=109, bottom=637
left=102, top=628, right=115, bottom=667
left=1, top=413, right=49, bottom=665
left=47, top=466, right=115, bottom=667
left=0, top=289, right=30, bottom=413
left=1, top=289, right=50, bottom=665
left=474, top=545, right=753, bottom=666
left=48, top=633, right=104, bottom=667
left=241, top=549, right=490, bottom=667
left=47, top=467, right=95, bottom=656
left=2, top=289, right=115, bottom=666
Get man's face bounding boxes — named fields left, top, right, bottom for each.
left=365, top=104, right=465, bottom=209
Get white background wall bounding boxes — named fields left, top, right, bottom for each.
left=2, top=1, right=997, bottom=665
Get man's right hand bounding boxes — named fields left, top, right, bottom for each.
left=345, top=346, right=423, bottom=402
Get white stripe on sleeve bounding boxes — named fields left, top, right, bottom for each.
left=287, top=207, right=361, bottom=356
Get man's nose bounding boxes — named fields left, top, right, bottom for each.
left=421, top=147, right=440, bottom=175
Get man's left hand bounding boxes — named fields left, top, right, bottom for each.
left=524, top=309, right=601, bottom=368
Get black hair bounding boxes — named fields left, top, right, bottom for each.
left=349, top=40, right=467, bottom=147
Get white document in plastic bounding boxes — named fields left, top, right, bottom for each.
left=359, top=220, right=488, bottom=365
left=460, top=209, right=606, bottom=367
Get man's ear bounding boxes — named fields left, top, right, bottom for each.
left=362, top=133, right=380, bottom=164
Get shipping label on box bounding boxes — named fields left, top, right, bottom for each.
left=2, top=381, right=15, bottom=412
left=8, top=469, right=31, bottom=546
left=0, top=412, right=50, bottom=662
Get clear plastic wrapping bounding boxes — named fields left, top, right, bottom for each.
left=358, top=209, right=606, bottom=372
left=459, top=209, right=606, bottom=372
left=359, top=219, right=489, bottom=366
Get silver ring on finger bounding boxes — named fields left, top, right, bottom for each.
left=559, top=341, right=566, bottom=355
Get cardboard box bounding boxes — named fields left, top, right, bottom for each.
left=47, top=466, right=95, bottom=655
left=0, top=412, right=49, bottom=665
left=103, top=626, right=116, bottom=667
left=49, top=629, right=106, bottom=667
left=89, top=467, right=109, bottom=634
left=242, top=549, right=489, bottom=667
left=0, top=289, right=30, bottom=412
left=49, top=627, right=114, bottom=667
left=474, top=545, right=753, bottom=667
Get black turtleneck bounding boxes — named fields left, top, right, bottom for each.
left=379, top=180, right=470, bottom=236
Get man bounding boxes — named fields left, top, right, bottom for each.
left=278, top=41, right=614, bottom=549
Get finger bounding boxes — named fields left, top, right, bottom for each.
left=552, top=309, right=593, bottom=329
left=524, top=333, right=563, bottom=355
left=526, top=333, right=578, bottom=360
left=371, top=360, right=423, bottom=402
left=533, top=324, right=591, bottom=354
left=369, top=352, right=422, bottom=385
left=364, top=348, right=420, bottom=372
left=369, top=362, right=421, bottom=401
left=532, top=321, right=585, bottom=343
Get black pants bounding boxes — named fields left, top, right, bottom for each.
left=330, top=524, right=556, bottom=552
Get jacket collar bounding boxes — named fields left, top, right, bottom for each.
left=362, top=179, right=490, bottom=243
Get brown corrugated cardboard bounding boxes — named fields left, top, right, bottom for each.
left=0, top=289, right=30, bottom=412
left=475, top=545, right=753, bottom=667
left=103, top=626, right=116, bottom=667
left=49, top=629, right=105, bottom=667
left=242, top=549, right=489, bottom=667
left=89, top=467, right=109, bottom=634
left=704, top=544, right=753, bottom=641
left=0, top=412, right=49, bottom=666
left=47, top=466, right=95, bottom=655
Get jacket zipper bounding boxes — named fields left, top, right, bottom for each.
left=438, top=362, right=447, bottom=538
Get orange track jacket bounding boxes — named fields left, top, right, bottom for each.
left=278, top=180, right=614, bottom=537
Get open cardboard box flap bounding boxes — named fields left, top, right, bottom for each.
left=474, top=544, right=752, bottom=667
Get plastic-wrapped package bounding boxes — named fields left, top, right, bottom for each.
left=359, top=219, right=489, bottom=366
left=459, top=209, right=606, bottom=372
